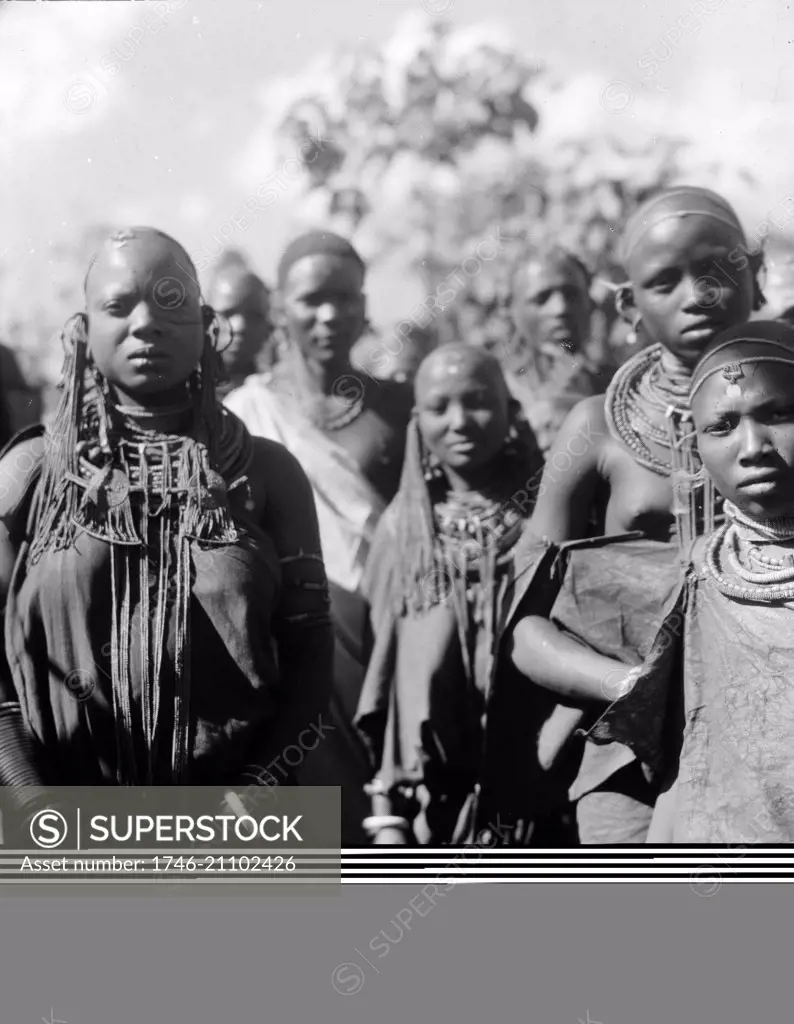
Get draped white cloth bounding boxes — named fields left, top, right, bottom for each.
left=225, top=373, right=385, bottom=594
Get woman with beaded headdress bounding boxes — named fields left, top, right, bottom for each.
left=515, top=186, right=765, bottom=844
left=354, top=344, right=583, bottom=846
left=225, top=230, right=413, bottom=844
left=511, top=321, right=794, bottom=842
left=0, top=227, right=332, bottom=811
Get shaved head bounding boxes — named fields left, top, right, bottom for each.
left=205, top=262, right=273, bottom=378
left=206, top=264, right=270, bottom=311
left=620, top=187, right=745, bottom=266
left=414, top=343, right=512, bottom=484
left=82, top=226, right=205, bottom=401
left=616, top=190, right=756, bottom=365
left=85, top=227, right=201, bottom=310
left=414, top=342, right=508, bottom=402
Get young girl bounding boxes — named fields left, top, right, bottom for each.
left=354, top=344, right=579, bottom=846
left=0, top=227, right=332, bottom=803
left=524, top=186, right=765, bottom=843
left=512, top=320, right=794, bottom=843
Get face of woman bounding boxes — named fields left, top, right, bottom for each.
left=85, top=235, right=204, bottom=401
left=694, top=363, right=794, bottom=520
left=415, top=352, right=510, bottom=478
left=280, top=254, right=366, bottom=373
left=511, top=257, right=592, bottom=355
left=626, top=215, right=755, bottom=369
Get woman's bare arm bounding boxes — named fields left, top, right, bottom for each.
left=509, top=615, right=639, bottom=703
left=529, top=394, right=608, bottom=543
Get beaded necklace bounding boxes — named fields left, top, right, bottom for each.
left=434, top=491, right=524, bottom=566
left=704, top=500, right=794, bottom=603
left=605, top=343, right=690, bottom=473
left=430, top=475, right=530, bottom=692
left=605, top=343, right=720, bottom=551
left=114, top=401, right=194, bottom=420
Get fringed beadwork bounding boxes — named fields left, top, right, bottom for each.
left=27, top=326, right=254, bottom=785
left=432, top=491, right=523, bottom=691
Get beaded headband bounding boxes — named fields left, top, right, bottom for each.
left=620, top=188, right=744, bottom=264
left=690, top=338, right=794, bottom=401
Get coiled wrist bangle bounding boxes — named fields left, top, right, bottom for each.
left=362, top=815, right=411, bottom=838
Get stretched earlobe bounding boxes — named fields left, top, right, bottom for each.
left=748, top=250, right=768, bottom=312
left=61, top=312, right=89, bottom=354
left=204, top=304, right=234, bottom=355
left=614, top=283, right=636, bottom=325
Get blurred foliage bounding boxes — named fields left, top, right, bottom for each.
left=267, top=15, right=694, bottom=356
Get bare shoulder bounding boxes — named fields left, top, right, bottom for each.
left=531, top=395, right=610, bottom=541
left=567, top=393, right=608, bottom=431
left=547, top=394, right=609, bottom=463
left=0, top=428, right=48, bottom=521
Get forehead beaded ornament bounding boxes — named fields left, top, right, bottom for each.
left=723, top=364, right=745, bottom=399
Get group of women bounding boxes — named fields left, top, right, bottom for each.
left=1, top=182, right=792, bottom=846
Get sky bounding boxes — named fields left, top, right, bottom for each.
left=0, top=0, right=792, bottom=329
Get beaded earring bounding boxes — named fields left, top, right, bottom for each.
left=191, top=306, right=226, bottom=444
left=28, top=312, right=91, bottom=562
left=504, top=399, right=538, bottom=464
left=212, top=306, right=234, bottom=355
left=422, top=447, right=445, bottom=484
left=89, top=360, right=113, bottom=458
left=626, top=317, right=642, bottom=346
left=752, top=247, right=768, bottom=312
left=413, top=413, right=444, bottom=485
left=503, top=419, right=521, bottom=461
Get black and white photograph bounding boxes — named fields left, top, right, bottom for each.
left=0, top=0, right=793, bottom=879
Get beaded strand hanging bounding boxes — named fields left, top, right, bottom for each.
left=605, top=342, right=720, bottom=551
